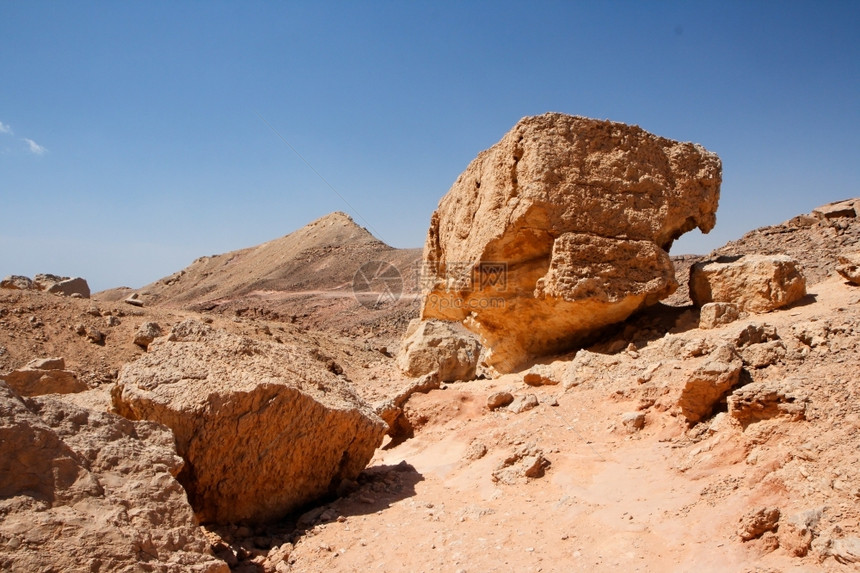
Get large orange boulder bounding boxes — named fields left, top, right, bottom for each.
left=419, top=113, right=722, bottom=372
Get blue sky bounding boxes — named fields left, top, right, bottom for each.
left=1, top=1, right=858, bottom=292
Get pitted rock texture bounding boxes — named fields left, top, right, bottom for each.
left=33, top=274, right=91, bottom=298
left=0, top=361, right=86, bottom=396
left=0, top=275, right=35, bottom=290
left=397, top=319, right=480, bottom=381
left=837, top=252, right=860, bottom=285
left=419, top=113, right=721, bottom=372
left=0, top=381, right=226, bottom=573
left=112, top=319, right=386, bottom=524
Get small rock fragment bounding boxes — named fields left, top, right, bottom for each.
left=678, top=345, right=743, bottom=423
left=621, top=412, right=646, bottom=433
left=25, top=357, right=65, bottom=370
left=85, top=327, right=105, bottom=345
left=699, top=302, right=739, bottom=329
left=133, top=321, right=163, bottom=349
left=464, top=440, right=488, bottom=461
left=508, top=394, right=539, bottom=414
left=836, top=252, right=860, bottom=285
left=732, top=323, right=779, bottom=348
left=779, top=507, right=824, bottom=557
left=740, top=340, right=786, bottom=368
left=737, top=507, right=780, bottom=541
left=492, top=443, right=550, bottom=484
left=728, top=379, right=808, bottom=428
left=487, top=391, right=514, bottom=410
left=523, top=364, right=560, bottom=386
left=828, top=537, right=860, bottom=564
left=124, top=292, right=144, bottom=307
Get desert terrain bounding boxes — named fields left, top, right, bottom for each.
left=2, top=114, right=859, bottom=572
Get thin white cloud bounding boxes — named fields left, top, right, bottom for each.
left=22, top=138, right=47, bottom=155
left=0, top=121, right=12, bottom=135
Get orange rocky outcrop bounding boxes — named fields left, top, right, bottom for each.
left=419, top=113, right=721, bottom=372
left=112, top=319, right=387, bottom=524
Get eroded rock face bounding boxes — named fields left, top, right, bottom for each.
left=33, top=274, right=91, bottom=298
left=699, top=302, right=740, bottom=329
left=419, top=113, right=721, bottom=372
left=690, top=255, right=807, bottom=313
left=0, top=357, right=87, bottom=396
left=133, top=321, right=163, bottom=349
left=678, top=344, right=743, bottom=423
left=837, top=252, right=860, bottom=285
left=0, top=381, right=226, bottom=572
left=812, top=199, right=858, bottom=220
left=112, top=320, right=386, bottom=524
left=728, top=379, right=808, bottom=427
left=397, top=319, right=481, bottom=381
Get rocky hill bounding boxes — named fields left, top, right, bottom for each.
left=97, top=211, right=423, bottom=340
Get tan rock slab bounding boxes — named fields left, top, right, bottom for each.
left=690, top=254, right=807, bottom=313
left=113, top=319, right=386, bottom=524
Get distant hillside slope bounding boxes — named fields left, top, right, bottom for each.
left=667, top=198, right=860, bottom=306
left=710, top=198, right=860, bottom=285
left=93, top=212, right=423, bottom=340
left=134, top=211, right=421, bottom=306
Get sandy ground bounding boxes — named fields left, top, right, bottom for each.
left=280, top=276, right=860, bottom=573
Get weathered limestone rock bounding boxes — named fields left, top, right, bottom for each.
left=374, top=372, right=440, bottom=437
left=522, top=364, right=560, bottom=386
left=0, top=381, right=227, bottom=572
left=812, top=198, right=858, bottom=220
left=779, top=507, right=824, bottom=557
left=49, top=277, right=90, bottom=298
left=727, top=379, right=807, bottom=427
left=491, top=443, right=550, bottom=484
left=508, top=393, right=539, bottom=414
left=737, top=507, right=781, bottom=541
left=133, top=321, right=163, bottom=349
left=837, top=252, right=860, bottom=285
left=124, top=292, right=145, bottom=307
left=0, top=357, right=87, bottom=396
left=112, top=319, right=386, bottom=524
left=828, top=537, right=860, bottom=564
left=33, top=274, right=91, bottom=298
left=731, top=322, right=780, bottom=348
left=0, top=275, right=35, bottom=290
left=487, top=391, right=514, bottom=410
left=739, top=340, right=786, bottom=369
left=621, top=411, right=646, bottom=433
left=699, top=302, right=740, bottom=329
left=690, top=255, right=807, bottom=313
left=420, top=113, right=721, bottom=372
left=397, top=319, right=481, bottom=382
left=678, top=344, right=743, bottom=423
